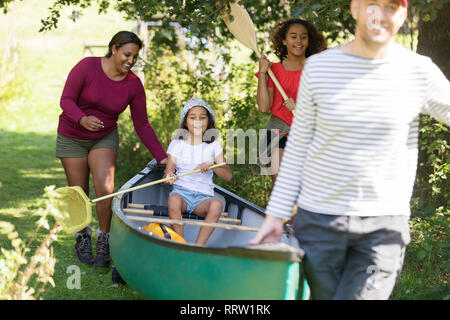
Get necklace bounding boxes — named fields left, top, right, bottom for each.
left=282, top=59, right=305, bottom=71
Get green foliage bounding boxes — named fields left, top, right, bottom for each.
left=412, top=115, right=449, bottom=216
left=290, top=0, right=354, bottom=43
left=18, top=0, right=448, bottom=47
left=0, top=0, right=20, bottom=13
left=0, top=186, right=62, bottom=300
left=0, top=34, right=22, bottom=103
left=409, top=0, right=450, bottom=22
left=216, top=63, right=273, bottom=207
left=392, top=208, right=450, bottom=299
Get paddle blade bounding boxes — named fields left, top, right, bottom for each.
left=142, top=223, right=186, bottom=243
left=220, top=2, right=260, bottom=56
left=53, top=186, right=92, bottom=233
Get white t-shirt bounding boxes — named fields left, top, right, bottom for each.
left=167, top=139, right=223, bottom=196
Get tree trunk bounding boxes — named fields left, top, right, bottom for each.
left=416, top=2, right=450, bottom=78
left=413, top=2, right=450, bottom=213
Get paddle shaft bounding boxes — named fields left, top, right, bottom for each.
left=128, top=215, right=261, bottom=232
left=91, top=163, right=226, bottom=204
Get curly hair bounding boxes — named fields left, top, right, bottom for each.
left=271, top=19, right=327, bottom=61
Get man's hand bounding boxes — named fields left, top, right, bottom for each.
left=249, top=214, right=284, bottom=245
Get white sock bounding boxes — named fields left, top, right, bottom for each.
left=74, top=226, right=92, bottom=238
left=97, top=228, right=110, bottom=239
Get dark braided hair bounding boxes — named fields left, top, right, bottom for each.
left=105, top=31, right=143, bottom=57
left=271, top=19, right=327, bottom=61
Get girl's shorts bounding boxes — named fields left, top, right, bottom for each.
left=55, top=130, right=119, bottom=158
left=266, top=131, right=287, bottom=149
left=169, top=184, right=213, bottom=214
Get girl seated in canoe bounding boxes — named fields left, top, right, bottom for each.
left=164, top=98, right=232, bottom=245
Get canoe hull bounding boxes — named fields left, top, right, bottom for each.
left=111, top=216, right=308, bottom=299
left=110, top=161, right=310, bottom=300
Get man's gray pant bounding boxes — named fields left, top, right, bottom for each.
left=294, top=208, right=411, bottom=300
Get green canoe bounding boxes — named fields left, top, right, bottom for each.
left=110, top=160, right=310, bottom=300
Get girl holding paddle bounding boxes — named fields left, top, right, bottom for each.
left=164, top=98, right=232, bottom=245
left=257, top=19, right=327, bottom=183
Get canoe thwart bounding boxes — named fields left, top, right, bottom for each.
left=127, top=215, right=261, bottom=232
left=123, top=207, right=240, bottom=224
left=128, top=203, right=229, bottom=217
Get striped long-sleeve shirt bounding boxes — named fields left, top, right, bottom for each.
left=266, top=44, right=450, bottom=219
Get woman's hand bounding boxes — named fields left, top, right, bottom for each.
left=196, top=162, right=213, bottom=173
left=258, top=55, right=272, bottom=74
left=79, top=115, right=104, bottom=132
left=283, top=98, right=296, bottom=112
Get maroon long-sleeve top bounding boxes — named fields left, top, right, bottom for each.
left=58, top=57, right=167, bottom=161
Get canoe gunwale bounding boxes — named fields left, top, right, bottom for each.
left=111, top=160, right=304, bottom=263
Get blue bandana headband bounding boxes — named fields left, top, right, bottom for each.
left=179, top=98, right=215, bottom=124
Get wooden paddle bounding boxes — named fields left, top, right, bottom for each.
left=52, top=163, right=226, bottom=233
left=92, top=162, right=226, bottom=203
left=127, top=215, right=262, bottom=232
left=220, top=2, right=289, bottom=101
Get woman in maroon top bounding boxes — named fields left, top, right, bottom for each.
left=56, top=31, right=167, bottom=267
left=257, top=19, right=326, bottom=183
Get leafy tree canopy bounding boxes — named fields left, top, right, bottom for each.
left=1, top=0, right=448, bottom=50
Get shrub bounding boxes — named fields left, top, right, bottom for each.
left=0, top=186, right=62, bottom=300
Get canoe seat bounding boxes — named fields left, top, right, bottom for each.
left=125, top=204, right=211, bottom=221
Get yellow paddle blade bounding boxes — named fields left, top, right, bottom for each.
left=142, top=223, right=186, bottom=243
left=220, top=2, right=261, bottom=56
left=53, top=186, right=92, bottom=233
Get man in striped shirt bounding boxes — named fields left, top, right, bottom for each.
left=250, top=0, right=449, bottom=299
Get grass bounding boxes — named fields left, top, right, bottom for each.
left=0, top=0, right=145, bottom=299
left=1, top=0, right=448, bottom=301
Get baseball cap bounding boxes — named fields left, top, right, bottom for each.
left=180, top=98, right=215, bottom=124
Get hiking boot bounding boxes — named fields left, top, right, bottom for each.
left=111, top=267, right=126, bottom=284
left=74, top=230, right=94, bottom=265
left=94, top=229, right=110, bottom=267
